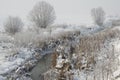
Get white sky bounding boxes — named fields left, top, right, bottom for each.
left=0, top=0, right=119, bottom=25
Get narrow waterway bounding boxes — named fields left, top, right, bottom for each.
left=30, top=53, right=53, bottom=80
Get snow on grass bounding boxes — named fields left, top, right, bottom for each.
left=0, top=59, right=22, bottom=74
left=0, top=24, right=114, bottom=79
left=0, top=33, right=34, bottom=75
left=112, top=38, right=120, bottom=79
left=0, top=25, right=102, bottom=79
left=113, top=66, right=120, bottom=79
left=0, top=48, right=34, bottom=75
left=0, top=76, right=6, bottom=80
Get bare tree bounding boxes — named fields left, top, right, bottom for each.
left=4, top=16, right=24, bottom=35
left=29, top=1, right=56, bottom=28
left=91, top=7, right=105, bottom=26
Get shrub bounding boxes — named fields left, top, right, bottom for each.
left=91, top=7, right=105, bottom=27
left=79, top=28, right=120, bottom=53
left=14, top=31, right=34, bottom=48
left=4, top=16, right=23, bottom=35
left=29, top=1, right=56, bottom=28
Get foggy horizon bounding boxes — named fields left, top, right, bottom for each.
left=0, top=0, right=119, bottom=26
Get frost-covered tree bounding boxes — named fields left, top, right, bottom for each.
left=4, top=16, right=24, bottom=35
left=29, top=1, right=56, bottom=28
left=91, top=7, right=105, bottom=26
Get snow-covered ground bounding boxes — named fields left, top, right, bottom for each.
left=0, top=33, right=35, bottom=79
left=0, top=23, right=120, bottom=80
left=0, top=25, right=99, bottom=79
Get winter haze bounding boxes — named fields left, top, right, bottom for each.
left=0, top=0, right=119, bottom=25
left=0, top=0, right=120, bottom=80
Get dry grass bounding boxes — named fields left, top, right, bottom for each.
left=72, top=28, right=120, bottom=71
left=51, top=52, right=58, bottom=68
left=14, top=31, right=37, bottom=47
left=79, top=28, right=120, bottom=53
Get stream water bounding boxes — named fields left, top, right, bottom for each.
left=30, top=53, right=53, bottom=80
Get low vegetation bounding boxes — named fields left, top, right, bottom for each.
left=79, top=28, right=120, bottom=53
left=4, top=16, right=23, bottom=35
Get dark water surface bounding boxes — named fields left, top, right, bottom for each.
left=30, top=53, right=53, bottom=80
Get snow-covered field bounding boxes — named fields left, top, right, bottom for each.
left=0, top=22, right=120, bottom=80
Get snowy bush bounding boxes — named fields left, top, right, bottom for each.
left=13, top=30, right=51, bottom=48
left=4, top=16, right=24, bottom=35
left=29, top=1, right=56, bottom=28
left=13, top=25, right=81, bottom=49
left=91, top=7, right=105, bottom=27
left=79, top=28, right=120, bottom=53
left=14, top=31, right=37, bottom=47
